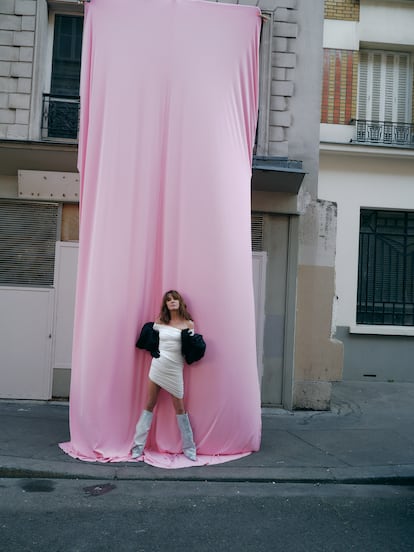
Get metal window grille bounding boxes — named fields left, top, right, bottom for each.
left=0, top=200, right=59, bottom=287
left=251, top=214, right=264, bottom=252
left=42, top=94, right=80, bottom=141
left=357, top=209, right=414, bottom=325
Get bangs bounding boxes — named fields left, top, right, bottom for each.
left=165, top=290, right=181, bottom=301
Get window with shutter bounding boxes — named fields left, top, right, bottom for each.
left=0, top=200, right=59, bottom=287
left=357, top=50, right=412, bottom=123
left=357, top=209, right=414, bottom=326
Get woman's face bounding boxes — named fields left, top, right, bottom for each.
left=165, top=294, right=180, bottom=312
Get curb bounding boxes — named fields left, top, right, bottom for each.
left=2, top=460, right=414, bottom=486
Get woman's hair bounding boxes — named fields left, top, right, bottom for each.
left=159, top=290, right=192, bottom=324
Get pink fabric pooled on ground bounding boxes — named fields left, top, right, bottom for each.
left=60, top=0, right=262, bottom=468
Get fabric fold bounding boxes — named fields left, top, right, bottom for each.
left=60, top=0, right=262, bottom=468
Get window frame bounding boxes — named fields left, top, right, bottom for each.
left=357, top=49, right=413, bottom=124
left=39, top=10, right=83, bottom=142
left=356, top=208, right=414, bottom=327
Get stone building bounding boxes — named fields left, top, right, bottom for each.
left=0, top=0, right=342, bottom=409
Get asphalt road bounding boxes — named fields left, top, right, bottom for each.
left=1, top=479, right=413, bottom=552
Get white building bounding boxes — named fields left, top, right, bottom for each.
left=319, top=0, right=414, bottom=382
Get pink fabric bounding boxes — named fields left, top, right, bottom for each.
left=60, top=0, right=262, bottom=468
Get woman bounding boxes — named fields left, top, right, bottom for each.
left=132, top=290, right=197, bottom=461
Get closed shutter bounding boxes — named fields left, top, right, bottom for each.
left=0, top=200, right=59, bottom=287
left=358, top=51, right=411, bottom=123
left=358, top=51, right=368, bottom=120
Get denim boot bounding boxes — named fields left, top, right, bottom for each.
left=176, top=413, right=197, bottom=461
left=131, top=410, right=153, bottom=458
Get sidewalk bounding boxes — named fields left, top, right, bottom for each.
left=1, top=381, right=414, bottom=484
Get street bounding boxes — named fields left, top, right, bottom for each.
left=1, top=479, right=413, bottom=552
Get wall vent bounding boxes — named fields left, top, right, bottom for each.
left=251, top=214, right=264, bottom=252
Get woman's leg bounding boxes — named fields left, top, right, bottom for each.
left=171, top=395, right=185, bottom=415
left=146, top=379, right=161, bottom=411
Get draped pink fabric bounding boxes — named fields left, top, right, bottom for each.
left=60, top=0, right=262, bottom=468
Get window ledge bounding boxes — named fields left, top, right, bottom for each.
left=320, top=141, right=414, bottom=159
left=349, top=325, right=414, bottom=336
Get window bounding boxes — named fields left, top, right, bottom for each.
left=42, top=14, right=83, bottom=140
left=0, top=200, right=59, bottom=287
left=357, top=210, right=414, bottom=326
left=358, top=50, right=412, bottom=123
left=355, top=51, right=414, bottom=146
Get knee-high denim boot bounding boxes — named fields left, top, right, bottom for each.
left=176, top=413, right=197, bottom=461
left=131, top=410, right=153, bottom=458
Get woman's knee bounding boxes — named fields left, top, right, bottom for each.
left=172, top=397, right=185, bottom=415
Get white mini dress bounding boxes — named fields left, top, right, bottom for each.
left=148, top=323, right=185, bottom=399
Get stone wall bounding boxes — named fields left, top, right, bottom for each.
left=0, top=0, right=36, bottom=140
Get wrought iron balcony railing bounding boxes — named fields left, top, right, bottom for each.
left=41, top=94, right=80, bottom=141
left=351, top=119, right=414, bottom=148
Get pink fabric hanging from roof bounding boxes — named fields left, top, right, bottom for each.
left=60, top=0, right=262, bottom=468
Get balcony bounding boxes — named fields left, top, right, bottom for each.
left=41, top=94, right=80, bottom=142
left=351, top=119, right=414, bottom=148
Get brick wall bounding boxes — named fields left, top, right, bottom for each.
left=321, top=49, right=358, bottom=125
left=324, top=0, right=360, bottom=21
left=0, top=0, right=36, bottom=140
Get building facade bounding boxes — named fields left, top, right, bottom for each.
left=0, top=0, right=341, bottom=409
left=319, top=0, right=414, bottom=382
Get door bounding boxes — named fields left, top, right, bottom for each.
left=0, top=287, right=54, bottom=399
left=0, top=199, right=58, bottom=399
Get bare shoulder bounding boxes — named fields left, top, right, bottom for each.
left=187, top=319, right=195, bottom=330
left=155, top=317, right=162, bottom=324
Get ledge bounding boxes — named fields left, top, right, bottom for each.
left=349, top=325, right=414, bottom=337
left=252, top=156, right=306, bottom=194
left=320, top=141, right=414, bottom=160
left=0, top=140, right=78, bottom=176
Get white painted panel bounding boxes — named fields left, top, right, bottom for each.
left=252, top=252, right=267, bottom=385
left=323, top=20, right=359, bottom=50
left=320, top=123, right=355, bottom=144
left=0, top=287, right=54, bottom=399
left=18, top=170, right=80, bottom=202
left=359, top=2, right=414, bottom=48
left=53, top=242, right=79, bottom=369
